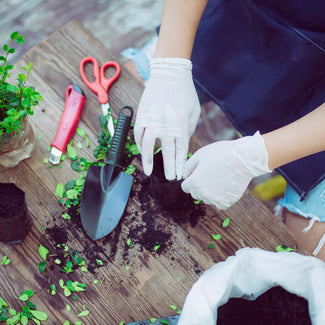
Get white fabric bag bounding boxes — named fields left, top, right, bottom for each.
left=178, top=247, right=325, bottom=325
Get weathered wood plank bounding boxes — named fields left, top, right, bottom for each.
left=0, top=20, right=309, bottom=324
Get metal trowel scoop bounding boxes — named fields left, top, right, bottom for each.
left=80, top=106, right=133, bottom=240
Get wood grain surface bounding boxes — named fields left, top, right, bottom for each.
left=0, top=20, right=309, bottom=324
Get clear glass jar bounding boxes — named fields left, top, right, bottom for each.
left=0, top=119, right=35, bottom=169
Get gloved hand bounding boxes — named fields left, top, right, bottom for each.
left=178, top=247, right=325, bottom=325
left=181, top=131, right=271, bottom=210
left=134, top=58, right=201, bottom=180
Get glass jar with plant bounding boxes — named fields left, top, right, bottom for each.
left=0, top=31, right=43, bottom=169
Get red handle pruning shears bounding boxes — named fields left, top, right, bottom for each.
left=79, top=56, right=121, bottom=135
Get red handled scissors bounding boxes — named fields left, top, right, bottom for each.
left=79, top=56, right=121, bottom=136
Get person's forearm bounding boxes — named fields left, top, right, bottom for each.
left=263, top=102, right=325, bottom=170
left=154, top=0, right=209, bottom=59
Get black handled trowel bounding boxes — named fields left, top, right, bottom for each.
left=80, top=106, right=133, bottom=241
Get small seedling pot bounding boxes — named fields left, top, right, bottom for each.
left=0, top=183, right=32, bottom=244
left=150, top=151, right=191, bottom=211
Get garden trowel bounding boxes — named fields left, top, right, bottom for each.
left=80, top=106, right=133, bottom=241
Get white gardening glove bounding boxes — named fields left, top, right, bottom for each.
left=178, top=247, right=325, bottom=325
left=181, top=131, right=271, bottom=210
left=134, top=58, right=201, bottom=180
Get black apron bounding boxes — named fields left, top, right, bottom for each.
left=191, top=0, right=325, bottom=199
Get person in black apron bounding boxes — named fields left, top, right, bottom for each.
left=134, top=0, right=325, bottom=260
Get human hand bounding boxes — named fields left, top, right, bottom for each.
left=181, top=131, right=271, bottom=210
left=134, top=58, right=201, bottom=180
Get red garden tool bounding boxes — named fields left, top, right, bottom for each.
left=49, top=85, right=86, bottom=164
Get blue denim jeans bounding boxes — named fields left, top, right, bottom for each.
left=278, top=179, right=325, bottom=221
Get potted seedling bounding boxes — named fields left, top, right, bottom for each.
left=0, top=31, right=43, bottom=169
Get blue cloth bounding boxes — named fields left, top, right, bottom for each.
left=191, top=0, right=325, bottom=200
left=278, top=178, right=325, bottom=221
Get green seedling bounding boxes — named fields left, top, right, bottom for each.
left=70, top=249, right=85, bottom=266
left=61, top=261, right=73, bottom=274
left=0, top=31, right=43, bottom=138
left=153, top=243, right=160, bottom=252
left=95, top=259, right=103, bottom=266
left=1, top=256, right=11, bottom=265
left=49, top=284, right=56, bottom=296
left=126, top=238, right=134, bottom=248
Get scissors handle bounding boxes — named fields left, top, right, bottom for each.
left=100, top=61, right=121, bottom=97
left=79, top=57, right=120, bottom=105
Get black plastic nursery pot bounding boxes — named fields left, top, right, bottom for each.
left=150, top=151, right=192, bottom=211
left=0, top=183, right=32, bottom=244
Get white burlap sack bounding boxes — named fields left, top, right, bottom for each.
left=178, top=247, right=325, bottom=325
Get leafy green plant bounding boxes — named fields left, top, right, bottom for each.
left=0, top=31, right=43, bottom=138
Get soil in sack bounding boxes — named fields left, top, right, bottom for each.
left=217, top=286, right=311, bottom=325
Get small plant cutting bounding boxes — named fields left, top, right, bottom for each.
left=0, top=31, right=43, bottom=168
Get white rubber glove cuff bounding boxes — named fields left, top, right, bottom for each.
left=149, top=57, right=193, bottom=77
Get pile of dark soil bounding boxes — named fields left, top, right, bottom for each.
left=44, top=155, right=207, bottom=274
left=217, top=286, right=311, bottom=325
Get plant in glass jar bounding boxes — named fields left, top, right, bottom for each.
left=0, top=31, right=43, bottom=168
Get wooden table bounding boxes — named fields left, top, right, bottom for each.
left=0, top=20, right=309, bottom=324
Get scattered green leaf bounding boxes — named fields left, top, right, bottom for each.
left=39, top=244, right=49, bottom=260
left=30, top=310, right=48, bottom=321
left=275, top=245, right=295, bottom=252
left=126, top=238, right=134, bottom=248
left=222, top=217, right=230, bottom=228
left=1, top=256, right=11, bottom=265
left=55, top=182, right=64, bottom=198
left=37, top=261, right=46, bottom=274
left=77, top=310, right=89, bottom=317
left=125, top=164, right=136, bottom=175
left=212, top=234, right=222, bottom=241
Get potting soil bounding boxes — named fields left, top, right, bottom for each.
left=216, top=286, right=311, bottom=325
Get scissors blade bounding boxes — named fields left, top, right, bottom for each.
left=101, top=103, right=115, bottom=137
